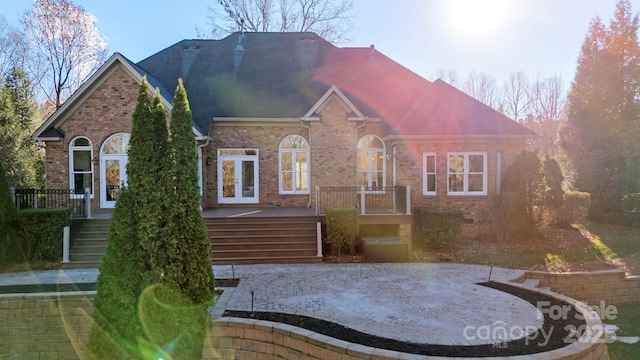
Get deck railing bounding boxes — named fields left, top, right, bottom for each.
left=12, top=188, right=91, bottom=218
left=316, top=185, right=411, bottom=216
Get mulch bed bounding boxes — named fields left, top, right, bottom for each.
left=223, top=281, right=587, bottom=357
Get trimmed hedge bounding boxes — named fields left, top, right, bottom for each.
left=17, top=207, right=72, bottom=261
left=325, top=206, right=359, bottom=256
left=0, top=161, right=16, bottom=261
left=413, top=207, right=463, bottom=249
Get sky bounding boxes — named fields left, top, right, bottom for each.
left=1, top=0, right=626, bottom=88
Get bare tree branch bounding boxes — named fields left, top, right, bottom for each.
left=202, top=0, right=353, bottom=44
left=22, top=0, right=108, bottom=109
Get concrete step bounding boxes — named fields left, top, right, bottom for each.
left=61, top=260, right=102, bottom=269
left=211, top=255, right=323, bottom=265
left=519, top=278, right=541, bottom=288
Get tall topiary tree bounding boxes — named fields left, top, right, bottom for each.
left=86, top=78, right=160, bottom=360
left=86, top=187, right=145, bottom=359
left=165, top=79, right=215, bottom=302
left=126, top=80, right=170, bottom=284
left=156, top=79, right=215, bottom=359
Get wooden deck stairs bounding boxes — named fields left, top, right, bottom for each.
left=61, top=218, right=109, bottom=269
left=61, top=215, right=323, bottom=268
left=204, top=216, right=322, bottom=265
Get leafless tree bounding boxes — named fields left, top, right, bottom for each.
left=200, top=0, right=354, bottom=44
left=502, top=71, right=532, bottom=123
left=464, top=71, right=501, bottom=109
left=529, top=75, right=566, bottom=156
left=435, top=68, right=462, bottom=88
left=0, top=17, right=30, bottom=81
left=22, top=0, right=108, bottom=109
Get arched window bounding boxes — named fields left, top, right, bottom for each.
left=357, top=135, right=386, bottom=189
left=69, top=137, right=94, bottom=197
left=279, top=135, right=310, bottom=194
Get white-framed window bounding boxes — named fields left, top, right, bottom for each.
left=279, top=135, right=310, bottom=194
left=423, top=152, right=436, bottom=195
left=357, top=135, right=385, bottom=189
left=447, top=152, right=487, bottom=195
left=69, top=137, right=94, bottom=198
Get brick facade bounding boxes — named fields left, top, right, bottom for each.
left=44, top=67, right=140, bottom=215
left=42, top=64, right=529, bottom=237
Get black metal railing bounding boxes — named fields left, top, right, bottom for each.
left=13, top=188, right=87, bottom=218
left=316, top=185, right=409, bottom=215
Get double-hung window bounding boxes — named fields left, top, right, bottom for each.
left=357, top=135, right=385, bottom=189
left=69, top=137, right=94, bottom=197
left=279, top=135, right=310, bottom=194
left=447, top=152, right=487, bottom=195
left=423, top=153, right=436, bottom=195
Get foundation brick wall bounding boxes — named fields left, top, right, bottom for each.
left=525, top=269, right=640, bottom=306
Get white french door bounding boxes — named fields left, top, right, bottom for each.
left=100, top=154, right=128, bottom=208
left=217, top=150, right=259, bottom=204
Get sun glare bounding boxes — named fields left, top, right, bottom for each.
left=441, top=0, right=515, bottom=48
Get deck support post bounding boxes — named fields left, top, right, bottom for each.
left=406, top=185, right=411, bottom=215
left=85, top=188, right=92, bottom=219
left=316, top=222, right=322, bottom=257
left=62, top=226, right=70, bottom=263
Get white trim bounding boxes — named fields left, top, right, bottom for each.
left=496, top=151, right=502, bottom=194
left=217, top=149, right=259, bottom=204
left=357, top=134, right=386, bottom=189
left=68, top=137, right=94, bottom=199
left=99, top=133, right=130, bottom=208
left=447, top=152, right=488, bottom=196
left=422, top=152, right=436, bottom=196
left=278, top=135, right=310, bottom=195
left=303, top=85, right=365, bottom=119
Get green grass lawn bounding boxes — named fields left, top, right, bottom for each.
left=607, top=303, right=640, bottom=359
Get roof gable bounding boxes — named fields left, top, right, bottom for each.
left=32, top=53, right=206, bottom=142
left=302, top=85, right=365, bottom=121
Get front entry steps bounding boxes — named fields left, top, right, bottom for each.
left=205, top=216, right=322, bottom=265
left=61, top=218, right=110, bottom=269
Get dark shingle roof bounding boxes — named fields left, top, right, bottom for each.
left=35, top=32, right=536, bottom=141
left=136, top=32, right=535, bottom=138
left=137, top=32, right=339, bottom=134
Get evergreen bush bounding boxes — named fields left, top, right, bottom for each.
left=0, top=161, right=16, bottom=260
left=16, top=207, right=71, bottom=261
left=413, top=207, right=463, bottom=249
left=325, top=206, right=359, bottom=256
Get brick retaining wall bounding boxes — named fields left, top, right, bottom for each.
left=0, top=292, right=95, bottom=360
left=1, top=286, right=611, bottom=360
left=525, top=269, right=640, bottom=305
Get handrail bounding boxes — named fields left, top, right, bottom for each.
left=12, top=188, right=89, bottom=218
left=316, top=185, right=410, bottom=216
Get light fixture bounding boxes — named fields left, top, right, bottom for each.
left=206, top=156, right=212, bottom=165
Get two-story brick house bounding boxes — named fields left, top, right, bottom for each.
left=32, top=32, right=536, bottom=239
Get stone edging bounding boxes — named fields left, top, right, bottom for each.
left=203, top=282, right=609, bottom=360
left=525, top=269, right=640, bottom=305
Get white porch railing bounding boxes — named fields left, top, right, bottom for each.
left=315, top=185, right=411, bottom=216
